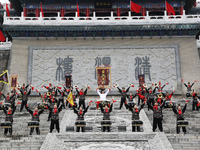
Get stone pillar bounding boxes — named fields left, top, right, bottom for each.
left=142, top=7, right=146, bottom=16
left=36, top=7, right=39, bottom=17
left=179, top=6, right=183, bottom=15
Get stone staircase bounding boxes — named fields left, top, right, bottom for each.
left=144, top=99, right=200, bottom=150
left=0, top=97, right=66, bottom=150
left=1, top=95, right=200, bottom=149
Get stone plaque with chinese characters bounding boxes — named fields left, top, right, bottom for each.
left=28, top=45, right=181, bottom=93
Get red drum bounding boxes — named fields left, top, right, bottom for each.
left=1, top=122, right=12, bottom=128
left=28, top=121, right=39, bottom=128
left=132, top=120, right=143, bottom=126
left=101, top=120, right=112, bottom=126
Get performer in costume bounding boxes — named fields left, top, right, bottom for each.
left=126, top=93, right=137, bottom=108
left=137, top=86, right=143, bottom=106
left=182, top=79, right=197, bottom=97
left=125, top=101, right=145, bottom=132
left=57, top=88, right=66, bottom=109
left=47, top=95, right=59, bottom=121
left=76, top=86, right=89, bottom=109
left=146, top=87, right=156, bottom=111
left=192, top=92, right=199, bottom=111
left=11, top=89, right=18, bottom=109
left=72, top=102, right=91, bottom=132
left=3, top=103, right=18, bottom=135
left=148, top=100, right=166, bottom=132
left=19, top=83, right=30, bottom=92
left=43, top=83, right=55, bottom=98
left=164, top=91, right=175, bottom=101
left=117, top=86, right=130, bottom=109
left=25, top=105, right=44, bottom=135
left=96, top=88, right=110, bottom=100
left=19, top=87, right=32, bottom=112
left=99, top=100, right=114, bottom=132
left=172, top=100, right=188, bottom=134
left=46, top=102, right=65, bottom=133
left=0, top=92, right=15, bottom=109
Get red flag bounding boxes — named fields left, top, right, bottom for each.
left=76, top=2, right=80, bottom=17
left=40, top=2, right=44, bottom=17
left=166, top=1, right=175, bottom=16
left=0, top=31, right=6, bottom=42
left=130, top=1, right=142, bottom=13
left=6, top=3, right=10, bottom=17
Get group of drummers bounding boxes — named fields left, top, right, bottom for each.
left=0, top=79, right=199, bottom=135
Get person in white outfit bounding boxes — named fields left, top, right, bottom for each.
left=96, top=88, right=110, bottom=100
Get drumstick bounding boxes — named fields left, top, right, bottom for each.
left=40, top=94, right=45, bottom=102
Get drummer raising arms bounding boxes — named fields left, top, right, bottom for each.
left=2, top=102, right=19, bottom=135
left=182, top=79, right=197, bottom=97
left=25, top=105, right=44, bottom=135
left=99, top=99, right=115, bottom=132
left=172, top=100, right=188, bottom=134
left=125, top=100, right=145, bottom=132
left=73, top=101, right=92, bottom=132
left=117, top=86, right=131, bottom=109
left=46, top=101, right=66, bottom=133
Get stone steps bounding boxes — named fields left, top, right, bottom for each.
left=144, top=100, right=200, bottom=150
left=0, top=97, right=66, bottom=149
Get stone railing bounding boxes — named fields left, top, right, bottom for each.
left=0, top=38, right=12, bottom=50
left=3, top=10, right=200, bottom=26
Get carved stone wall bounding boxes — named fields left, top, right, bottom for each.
left=28, top=45, right=181, bottom=94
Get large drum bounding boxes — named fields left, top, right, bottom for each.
left=164, top=101, right=176, bottom=108
left=96, top=100, right=110, bottom=109
left=1, top=122, right=12, bottom=128
left=101, top=120, right=112, bottom=126
left=177, top=120, right=189, bottom=127
left=132, top=120, right=143, bottom=126
left=28, top=121, right=39, bottom=128
left=75, top=120, right=86, bottom=127
left=37, top=102, right=47, bottom=109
